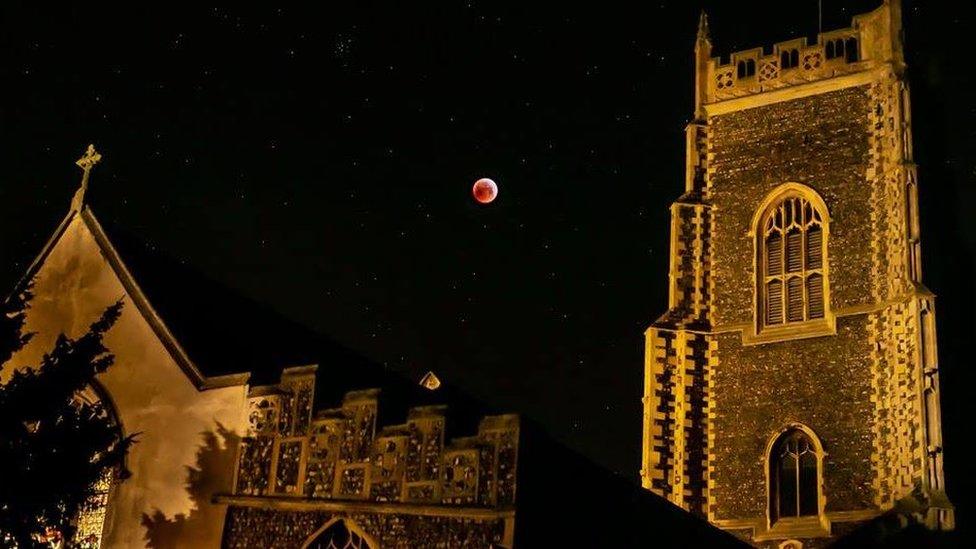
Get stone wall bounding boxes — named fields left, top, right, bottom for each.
left=711, top=315, right=876, bottom=521
left=229, top=366, right=518, bottom=546
left=4, top=212, right=250, bottom=548
left=708, top=85, right=873, bottom=328
left=704, top=1, right=901, bottom=104
left=222, top=507, right=506, bottom=549
left=643, top=328, right=711, bottom=516
left=236, top=369, right=518, bottom=507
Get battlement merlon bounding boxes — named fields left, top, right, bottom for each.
left=696, top=0, right=904, bottom=109
left=236, top=365, right=520, bottom=508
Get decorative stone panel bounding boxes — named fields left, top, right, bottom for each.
left=233, top=365, right=519, bottom=515
left=703, top=4, right=901, bottom=102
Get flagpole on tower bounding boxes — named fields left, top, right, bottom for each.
left=818, top=0, right=823, bottom=36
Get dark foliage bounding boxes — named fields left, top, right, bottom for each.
left=0, top=292, right=133, bottom=548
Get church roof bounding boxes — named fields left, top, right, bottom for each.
left=98, top=210, right=500, bottom=433
left=95, top=215, right=369, bottom=384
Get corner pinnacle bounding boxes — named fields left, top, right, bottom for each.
left=697, top=10, right=710, bottom=42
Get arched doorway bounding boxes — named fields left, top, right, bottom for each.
left=302, top=518, right=376, bottom=549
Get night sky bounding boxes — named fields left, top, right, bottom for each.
left=2, top=0, right=975, bottom=529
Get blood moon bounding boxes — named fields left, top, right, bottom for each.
left=472, top=178, right=498, bottom=204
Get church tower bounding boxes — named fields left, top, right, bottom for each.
left=641, top=1, right=953, bottom=545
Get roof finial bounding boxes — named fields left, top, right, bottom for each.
left=697, top=10, right=710, bottom=42
left=71, top=144, right=102, bottom=211
left=818, top=0, right=823, bottom=36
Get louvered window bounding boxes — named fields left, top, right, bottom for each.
left=787, top=277, right=804, bottom=322
left=767, top=280, right=783, bottom=324
left=760, top=195, right=827, bottom=329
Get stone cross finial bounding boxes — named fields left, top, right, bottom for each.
left=71, top=144, right=102, bottom=211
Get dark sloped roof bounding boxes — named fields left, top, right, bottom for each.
left=831, top=512, right=962, bottom=548
left=96, top=215, right=490, bottom=434
left=516, top=418, right=744, bottom=546
left=99, top=217, right=354, bottom=381
left=74, top=210, right=742, bottom=546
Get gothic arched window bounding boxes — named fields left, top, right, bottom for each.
left=780, top=49, right=799, bottom=69
left=71, top=384, right=125, bottom=548
left=303, top=519, right=373, bottom=549
left=756, top=188, right=828, bottom=331
left=769, top=428, right=822, bottom=523
left=737, top=59, right=756, bottom=79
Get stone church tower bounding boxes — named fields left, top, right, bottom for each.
left=641, top=1, right=953, bottom=545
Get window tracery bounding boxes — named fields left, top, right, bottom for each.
left=305, top=520, right=372, bottom=549
left=758, top=192, right=827, bottom=330
left=769, top=428, right=822, bottom=524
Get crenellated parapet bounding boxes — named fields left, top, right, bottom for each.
left=699, top=1, right=905, bottom=105
left=233, top=366, right=519, bottom=510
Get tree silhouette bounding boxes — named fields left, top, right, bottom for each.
left=0, top=288, right=134, bottom=548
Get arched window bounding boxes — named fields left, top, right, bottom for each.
left=737, top=59, right=757, bottom=79
left=769, top=428, right=822, bottom=523
left=303, top=519, right=374, bottom=549
left=780, top=49, right=800, bottom=69
left=71, top=384, right=126, bottom=548
left=757, top=189, right=827, bottom=330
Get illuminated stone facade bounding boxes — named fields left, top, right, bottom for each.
left=6, top=144, right=746, bottom=547
left=220, top=366, right=518, bottom=547
left=641, top=1, right=953, bottom=546
left=5, top=159, right=518, bottom=546
left=5, top=205, right=250, bottom=547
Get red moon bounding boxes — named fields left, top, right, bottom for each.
left=472, top=178, right=498, bottom=204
